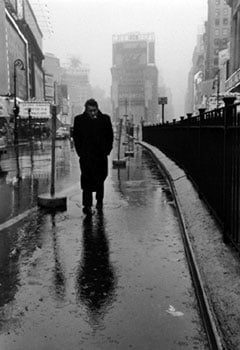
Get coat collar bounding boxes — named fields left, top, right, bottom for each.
left=83, top=110, right=103, bottom=120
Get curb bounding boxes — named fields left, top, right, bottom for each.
left=0, top=183, right=79, bottom=233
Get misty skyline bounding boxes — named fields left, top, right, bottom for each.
left=42, top=0, right=207, bottom=117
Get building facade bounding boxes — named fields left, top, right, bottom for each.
left=185, top=26, right=207, bottom=114
left=205, top=0, right=231, bottom=80
left=0, top=0, right=45, bottom=115
left=111, top=32, right=158, bottom=126
left=185, top=0, right=231, bottom=113
left=16, top=0, right=44, bottom=100
left=225, top=0, right=240, bottom=93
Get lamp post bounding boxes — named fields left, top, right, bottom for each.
left=13, top=58, right=25, bottom=145
left=13, top=59, right=25, bottom=180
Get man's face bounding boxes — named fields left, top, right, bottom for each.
left=86, top=105, right=98, bottom=118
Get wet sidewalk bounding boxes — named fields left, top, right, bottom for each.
left=0, top=144, right=209, bottom=349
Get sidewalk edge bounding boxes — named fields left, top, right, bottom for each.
left=139, top=141, right=224, bottom=350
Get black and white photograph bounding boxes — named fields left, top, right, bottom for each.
left=0, top=0, right=240, bottom=349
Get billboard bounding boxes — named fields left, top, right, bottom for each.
left=19, top=102, right=51, bottom=119
left=113, top=41, right=147, bottom=67
left=44, top=74, right=54, bottom=102
left=34, top=62, right=44, bottom=100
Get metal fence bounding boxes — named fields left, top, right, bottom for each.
left=142, top=97, right=240, bottom=250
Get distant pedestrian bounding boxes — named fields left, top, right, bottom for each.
left=73, top=99, right=114, bottom=215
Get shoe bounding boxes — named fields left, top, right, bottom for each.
left=96, top=201, right=103, bottom=210
left=82, top=206, right=93, bottom=215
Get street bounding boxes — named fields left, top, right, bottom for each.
left=0, top=140, right=209, bottom=349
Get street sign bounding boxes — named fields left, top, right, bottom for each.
left=19, top=102, right=51, bottom=119
left=158, top=97, right=168, bottom=105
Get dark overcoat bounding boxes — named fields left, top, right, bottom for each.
left=73, top=110, right=113, bottom=191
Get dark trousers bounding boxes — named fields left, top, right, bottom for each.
left=82, top=183, right=104, bottom=207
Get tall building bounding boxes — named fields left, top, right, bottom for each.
left=0, top=0, right=45, bottom=108
left=61, top=61, right=92, bottom=124
left=0, top=0, right=8, bottom=97
left=186, top=0, right=231, bottom=112
left=111, top=32, right=158, bottom=126
left=205, top=0, right=231, bottom=80
left=185, top=27, right=206, bottom=114
left=225, top=0, right=240, bottom=93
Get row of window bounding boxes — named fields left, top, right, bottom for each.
left=214, top=38, right=229, bottom=45
left=215, top=0, right=227, bottom=5
left=215, top=18, right=228, bottom=25
left=215, top=8, right=229, bottom=17
left=215, top=28, right=229, bottom=36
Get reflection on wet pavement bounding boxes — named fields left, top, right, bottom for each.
left=76, top=214, right=116, bottom=327
left=51, top=213, right=66, bottom=300
left=0, top=140, right=79, bottom=224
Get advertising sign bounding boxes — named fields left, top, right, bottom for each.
left=158, top=97, right=168, bottom=105
left=114, top=41, right=147, bottom=67
left=19, top=102, right=51, bottom=119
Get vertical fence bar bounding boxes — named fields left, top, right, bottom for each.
left=233, top=106, right=240, bottom=245
left=223, top=97, right=236, bottom=243
left=198, top=108, right=205, bottom=192
left=237, top=111, right=240, bottom=246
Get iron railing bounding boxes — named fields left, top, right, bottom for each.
left=143, top=97, right=240, bottom=250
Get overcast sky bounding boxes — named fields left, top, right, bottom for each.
left=42, top=0, right=207, bottom=117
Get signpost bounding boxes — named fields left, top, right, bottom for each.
left=158, top=97, right=168, bottom=124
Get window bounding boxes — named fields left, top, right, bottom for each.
left=215, top=9, right=220, bottom=17
left=223, top=28, right=228, bottom=36
left=214, top=38, right=220, bottom=45
left=215, top=28, right=220, bottom=36
left=215, top=18, right=220, bottom=25
left=215, top=0, right=220, bottom=4
left=223, top=18, right=228, bottom=25
left=214, top=58, right=219, bottom=66
left=223, top=8, right=228, bottom=15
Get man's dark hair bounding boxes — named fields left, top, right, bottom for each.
left=85, top=98, right=98, bottom=108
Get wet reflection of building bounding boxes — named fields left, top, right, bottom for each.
left=112, top=148, right=158, bottom=205
left=76, top=213, right=116, bottom=325
left=0, top=212, right=44, bottom=310
left=51, top=213, right=66, bottom=300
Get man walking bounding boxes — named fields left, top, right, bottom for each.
left=73, top=99, right=113, bottom=215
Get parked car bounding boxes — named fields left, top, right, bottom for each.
left=56, top=127, right=70, bottom=140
